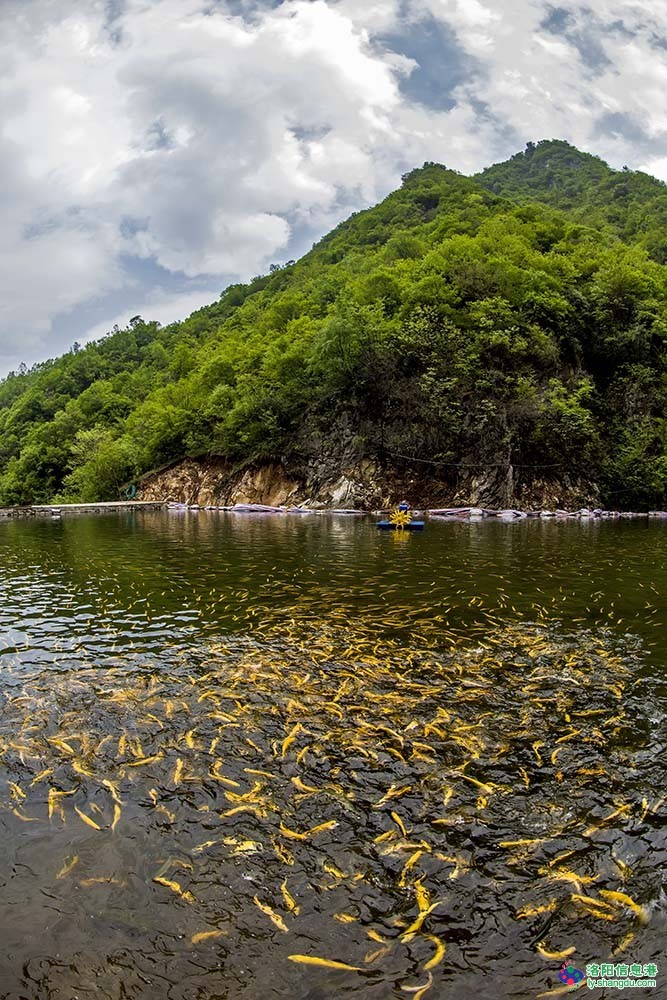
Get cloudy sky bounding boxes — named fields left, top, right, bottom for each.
left=2, top=0, right=667, bottom=373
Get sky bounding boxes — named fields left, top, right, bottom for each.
left=2, top=0, right=667, bottom=373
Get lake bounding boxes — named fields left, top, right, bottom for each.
left=0, top=510, right=664, bottom=999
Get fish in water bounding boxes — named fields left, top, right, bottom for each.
left=288, top=955, right=364, bottom=972
left=0, top=608, right=655, bottom=1000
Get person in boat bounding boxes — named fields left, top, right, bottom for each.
left=397, top=500, right=410, bottom=514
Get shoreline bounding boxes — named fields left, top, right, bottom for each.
left=0, top=501, right=166, bottom=518
left=2, top=500, right=667, bottom=520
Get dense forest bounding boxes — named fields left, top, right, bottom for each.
left=2, top=139, right=667, bottom=509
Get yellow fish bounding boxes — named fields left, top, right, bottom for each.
left=499, top=839, right=543, bottom=848
left=191, top=929, right=226, bottom=944
left=210, top=761, right=241, bottom=787
left=74, top=806, right=102, bottom=831
left=536, top=943, right=576, bottom=960
left=516, top=900, right=558, bottom=919
left=56, top=855, right=79, bottom=879
left=48, top=737, right=75, bottom=755
left=48, top=788, right=74, bottom=821
left=125, top=753, right=163, bottom=768
left=288, top=955, right=363, bottom=972
left=30, top=768, right=54, bottom=786
left=570, top=893, right=614, bottom=911
left=599, top=890, right=649, bottom=925
left=612, top=930, right=635, bottom=956
left=390, top=811, right=408, bottom=838
left=365, top=945, right=391, bottom=964
left=281, top=723, right=303, bottom=757
left=398, top=851, right=423, bottom=887
left=281, top=880, right=299, bottom=915
left=291, top=776, right=319, bottom=793
left=401, top=902, right=442, bottom=942
left=414, top=880, right=431, bottom=912
left=374, top=784, right=411, bottom=807
left=279, top=820, right=337, bottom=840
left=111, top=804, right=122, bottom=832
left=8, top=782, right=25, bottom=801
left=102, top=779, right=123, bottom=804
left=273, top=840, right=295, bottom=866
left=253, top=896, right=289, bottom=932
left=400, top=971, right=433, bottom=999
left=423, top=934, right=446, bottom=970
left=81, top=877, right=124, bottom=887
left=153, top=876, right=195, bottom=903
left=222, top=805, right=265, bottom=819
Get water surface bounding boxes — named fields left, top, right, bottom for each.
left=0, top=512, right=664, bottom=999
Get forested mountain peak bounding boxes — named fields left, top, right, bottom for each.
left=477, top=139, right=667, bottom=262
left=479, top=139, right=611, bottom=194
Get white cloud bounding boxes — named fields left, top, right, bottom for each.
left=424, top=0, right=500, bottom=55
left=2, top=0, right=667, bottom=372
left=0, top=0, right=421, bottom=369
left=416, top=0, right=667, bottom=169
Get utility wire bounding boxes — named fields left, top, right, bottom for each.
left=384, top=449, right=563, bottom=470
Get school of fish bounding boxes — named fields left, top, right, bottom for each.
left=0, top=600, right=662, bottom=999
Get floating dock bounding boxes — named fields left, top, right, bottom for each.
left=0, top=501, right=166, bottom=519
left=2, top=500, right=666, bottom=520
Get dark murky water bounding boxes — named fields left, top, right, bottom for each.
left=0, top=511, right=665, bottom=999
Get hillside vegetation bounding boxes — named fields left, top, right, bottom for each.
left=477, top=139, right=667, bottom=264
left=2, top=140, right=667, bottom=510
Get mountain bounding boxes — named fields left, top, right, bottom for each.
left=477, top=138, right=667, bottom=263
left=1, top=146, right=667, bottom=511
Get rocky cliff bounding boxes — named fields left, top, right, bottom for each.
left=137, top=456, right=598, bottom=511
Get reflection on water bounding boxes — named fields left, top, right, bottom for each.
left=0, top=511, right=665, bottom=999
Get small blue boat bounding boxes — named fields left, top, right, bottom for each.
left=376, top=520, right=425, bottom=531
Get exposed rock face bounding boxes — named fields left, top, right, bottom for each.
left=139, top=459, right=230, bottom=506
left=138, top=459, right=298, bottom=507
left=137, top=456, right=598, bottom=511
left=228, top=464, right=300, bottom=506
left=468, top=466, right=513, bottom=508
left=138, top=457, right=391, bottom=508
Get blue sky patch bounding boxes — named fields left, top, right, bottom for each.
left=379, top=14, right=473, bottom=112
